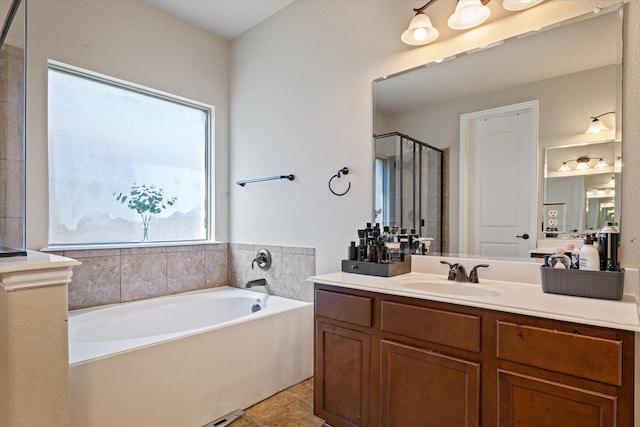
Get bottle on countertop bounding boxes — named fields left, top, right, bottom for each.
left=578, top=237, right=600, bottom=271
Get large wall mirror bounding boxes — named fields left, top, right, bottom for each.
left=373, top=5, right=623, bottom=258
left=0, top=0, right=26, bottom=256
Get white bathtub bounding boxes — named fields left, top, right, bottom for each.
left=68, top=286, right=314, bottom=427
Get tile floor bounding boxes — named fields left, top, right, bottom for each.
left=228, top=377, right=325, bottom=427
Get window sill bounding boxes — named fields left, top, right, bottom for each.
left=40, top=240, right=223, bottom=252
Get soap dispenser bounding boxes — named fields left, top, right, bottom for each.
left=578, top=237, right=600, bottom=271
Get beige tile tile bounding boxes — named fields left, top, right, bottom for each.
left=286, top=377, right=314, bottom=400
left=167, top=249, right=205, bottom=294
left=244, top=390, right=299, bottom=423
left=121, top=252, right=167, bottom=301
left=68, top=255, right=121, bottom=309
left=206, top=247, right=228, bottom=287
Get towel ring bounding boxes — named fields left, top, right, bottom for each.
left=329, top=167, right=351, bottom=196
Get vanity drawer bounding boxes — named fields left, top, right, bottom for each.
left=496, top=321, right=622, bottom=385
left=315, top=289, right=372, bottom=327
left=381, top=301, right=480, bottom=352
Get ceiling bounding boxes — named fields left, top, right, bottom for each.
left=144, top=0, right=295, bottom=40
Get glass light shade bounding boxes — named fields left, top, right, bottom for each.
left=576, top=160, right=589, bottom=170
left=503, top=0, right=545, bottom=11
left=558, top=162, right=570, bottom=172
left=401, top=12, right=439, bottom=45
left=448, top=0, right=491, bottom=30
left=585, top=118, right=609, bottom=134
left=595, top=158, right=608, bottom=168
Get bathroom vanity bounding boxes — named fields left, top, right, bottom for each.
left=310, top=256, right=638, bottom=427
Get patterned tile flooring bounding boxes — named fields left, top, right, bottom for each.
left=228, top=377, right=325, bottom=427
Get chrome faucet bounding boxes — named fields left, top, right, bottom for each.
left=440, top=261, right=467, bottom=282
left=246, top=278, right=267, bottom=288
left=440, top=261, right=489, bottom=283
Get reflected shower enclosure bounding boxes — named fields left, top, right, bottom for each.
left=374, top=132, right=443, bottom=252
left=0, top=0, right=26, bottom=256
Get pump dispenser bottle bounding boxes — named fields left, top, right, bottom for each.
left=579, top=237, right=600, bottom=271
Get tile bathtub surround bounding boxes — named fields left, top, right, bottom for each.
left=60, top=243, right=229, bottom=310
left=58, top=241, right=314, bottom=309
left=229, top=243, right=316, bottom=302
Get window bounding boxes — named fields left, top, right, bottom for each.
left=47, top=62, right=212, bottom=246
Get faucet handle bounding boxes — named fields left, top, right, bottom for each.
left=468, top=264, right=490, bottom=283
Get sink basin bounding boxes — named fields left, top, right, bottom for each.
left=400, top=281, right=502, bottom=297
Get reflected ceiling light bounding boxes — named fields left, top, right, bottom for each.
left=575, top=157, right=590, bottom=170
left=448, top=0, right=491, bottom=30
left=615, top=156, right=622, bottom=168
left=401, top=0, right=440, bottom=46
left=503, top=0, right=545, bottom=11
left=585, top=111, right=615, bottom=134
left=558, top=162, right=570, bottom=172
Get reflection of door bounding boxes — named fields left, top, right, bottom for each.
left=460, top=101, right=538, bottom=257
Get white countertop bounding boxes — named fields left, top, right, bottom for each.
left=309, top=255, right=640, bottom=332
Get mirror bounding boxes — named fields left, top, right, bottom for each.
left=0, top=0, right=26, bottom=256
left=374, top=132, right=444, bottom=253
left=373, top=5, right=623, bottom=255
left=543, top=140, right=620, bottom=237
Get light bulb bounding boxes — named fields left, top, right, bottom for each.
left=413, top=27, right=427, bottom=41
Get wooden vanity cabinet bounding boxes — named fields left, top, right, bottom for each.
left=314, top=284, right=635, bottom=427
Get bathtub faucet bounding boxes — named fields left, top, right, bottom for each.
left=246, top=278, right=267, bottom=288
left=251, top=248, right=272, bottom=270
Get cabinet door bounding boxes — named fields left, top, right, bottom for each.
left=315, top=322, right=371, bottom=427
left=380, top=340, right=480, bottom=427
left=498, top=370, right=616, bottom=427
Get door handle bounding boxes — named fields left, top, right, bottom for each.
left=516, top=233, right=530, bottom=240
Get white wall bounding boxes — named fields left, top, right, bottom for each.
left=26, top=0, right=231, bottom=248
left=231, top=0, right=640, bottom=274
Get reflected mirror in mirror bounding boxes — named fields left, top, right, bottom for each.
left=0, top=0, right=26, bottom=256
left=373, top=5, right=623, bottom=257
left=543, top=140, right=620, bottom=237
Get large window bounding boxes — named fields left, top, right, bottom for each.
left=47, top=62, right=212, bottom=246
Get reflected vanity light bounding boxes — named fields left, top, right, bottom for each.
left=401, top=0, right=546, bottom=46
left=585, top=111, right=615, bottom=134
left=558, top=156, right=609, bottom=172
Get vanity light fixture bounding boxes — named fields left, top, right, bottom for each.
left=503, top=0, right=545, bottom=11
left=401, top=0, right=440, bottom=46
left=558, top=156, right=609, bottom=172
left=448, top=0, right=491, bottom=30
left=585, top=111, right=615, bottom=134
left=401, top=0, right=546, bottom=46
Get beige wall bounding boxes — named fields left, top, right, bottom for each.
left=230, top=0, right=640, bottom=274
left=26, top=0, right=231, bottom=248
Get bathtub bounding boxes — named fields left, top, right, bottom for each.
left=68, top=286, right=314, bottom=427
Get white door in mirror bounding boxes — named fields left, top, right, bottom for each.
left=461, top=101, right=537, bottom=258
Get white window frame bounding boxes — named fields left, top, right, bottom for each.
left=46, top=60, right=215, bottom=248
